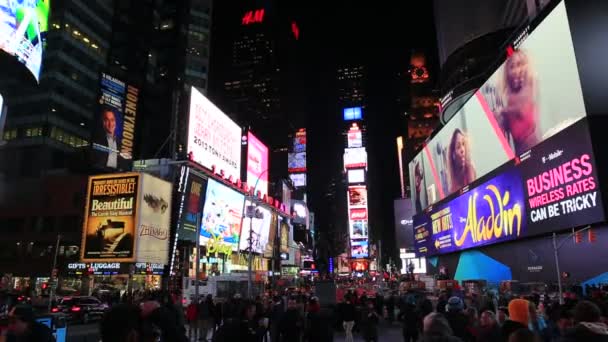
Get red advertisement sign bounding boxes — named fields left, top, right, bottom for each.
left=350, top=208, right=367, bottom=220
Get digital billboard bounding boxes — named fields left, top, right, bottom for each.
left=81, top=174, right=139, bottom=262
left=394, top=199, right=415, bottom=249
left=0, top=0, right=49, bottom=81
left=414, top=119, right=605, bottom=257
left=92, top=73, right=140, bottom=170
left=288, top=152, right=306, bottom=173
left=347, top=169, right=365, bottom=184
left=349, top=219, right=368, bottom=239
left=409, top=1, right=587, bottom=213
left=200, top=179, right=245, bottom=250
left=344, top=147, right=367, bottom=169
left=347, top=127, right=362, bottom=148
left=246, top=132, right=269, bottom=197
left=293, top=129, right=306, bottom=153
left=348, top=186, right=367, bottom=207
left=351, top=239, right=369, bottom=258
left=289, top=173, right=306, bottom=187
left=178, top=174, right=206, bottom=242
left=240, top=201, right=271, bottom=253
left=343, top=107, right=363, bottom=121
left=292, top=200, right=307, bottom=225
left=136, top=174, right=172, bottom=264
left=188, top=86, right=242, bottom=181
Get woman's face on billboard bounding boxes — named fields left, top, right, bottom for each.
left=453, top=132, right=467, bottom=169
left=506, top=52, right=528, bottom=93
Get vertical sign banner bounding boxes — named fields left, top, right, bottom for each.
left=187, top=86, right=242, bottom=181
left=136, top=174, right=172, bottom=264
left=92, top=73, right=139, bottom=170
left=348, top=185, right=369, bottom=258
left=179, top=175, right=206, bottom=242
left=81, top=174, right=139, bottom=262
left=246, top=132, right=269, bottom=197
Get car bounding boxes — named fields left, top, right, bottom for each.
left=51, top=296, right=108, bottom=324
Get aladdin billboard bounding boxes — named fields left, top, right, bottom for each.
left=414, top=119, right=604, bottom=257
left=409, top=2, right=587, bottom=213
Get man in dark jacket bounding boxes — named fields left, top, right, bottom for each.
left=501, top=299, right=530, bottom=341
left=399, top=295, right=419, bottom=342
left=280, top=298, right=304, bottom=342
left=561, top=300, right=608, bottom=342
left=270, top=296, right=284, bottom=342
left=478, top=310, right=501, bottom=342
left=360, top=300, right=379, bottom=342
left=444, top=296, right=474, bottom=342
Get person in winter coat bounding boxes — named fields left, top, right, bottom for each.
left=360, top=300, right=380, bottom=342
left=560, top=300, right=608, bottom=342
left=279, top=298, right=304, bottom=342
left=444, top=296, right=475, bottom=342
left=304, top=297, right=333, bottom=342
left=186, top=301, right=198, bottom=339
left=501, top=299, right=530, bottom=342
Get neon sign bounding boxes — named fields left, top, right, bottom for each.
left=242, top=9, right=265, bottom=25
left=291, top=21, right=299, bottom=40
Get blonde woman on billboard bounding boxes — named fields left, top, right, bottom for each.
left=448, top=129, right=476, bottom=193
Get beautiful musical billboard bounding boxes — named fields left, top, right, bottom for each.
left=0, top=0, right=50, bottom=81
left=92, top=73, right=140, bottom=170
left=136, top=174, right=172, bottom=264
left=200, top=179, right=245, bottom=250
left=246, top=132, right=269, bottom=197
left=414, top=118, right=605, bottom=257
left=81, top=174, right=139, bottom=262
left=188, top=86, right=242, bottom=181
left=409, top=1, right=587, bottom=213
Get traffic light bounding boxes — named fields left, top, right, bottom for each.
left=41, top=283, right=48, bottom=290
left=588, top=229, right=597, bottom=243
left=574, top=231, right=582, bottom=244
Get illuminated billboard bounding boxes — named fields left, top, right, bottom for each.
left=347, top=126, right=362, bottom=148
left=347, top=169, right=365, bottom=184
left=200, top=179, right=245, bottom=251
left=92, top=73, right=140, bottom=170
left=344, top=147, right=367, bottom=169
left=343, top=107, right=363, bottom=121
left=414, top=119, right=604, bottom=256
left=293, top=129, right=306, bottom=153
left=289, top=173, right=306, bottom=187
left=348, top=186, right=367, bottom=207
left=136, top=173, right=172, bottom=264
left=351, top=239, right=369, bottom=258
left=240, top=201, right=271, bottom=253
left=0, top=0, right=50, bottom=81
left=409, top=2, right=587, bottom=213
left=188, top=86, right=242, bottom=181
left=288, top=152, right=306, bottom=173
left=246, top=132, right=269, bottom=197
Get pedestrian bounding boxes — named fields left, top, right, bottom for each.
left=420, top=312, right=463, bottom=342
left=561, top=300, right=608, bottom=341
left=444, top=296, right=474, bottom=342
left=186, top=299, right=199, bottom=340
left=501, top=299, right=531, bottom=341
left=280, top=297, right=304, bottom=342
left=399, top=294, right=419, bottom=342
left=360, top=299, right=380, bottom=342
left=477, top=310, right=501, bottom=342
left=100, top=304, right=142, bottom=342
left=304, top=297, right=332, bottom=342
left=270, top=296, right=284, bottom=342
left=199, top=294, right=216, bottom=341
left=2, top=304, right=55, bottom=342
left=507, top=328, right=538, bottom=342
left=341, top=295, right=357, bottom=342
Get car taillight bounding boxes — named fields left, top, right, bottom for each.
left=51, top=307, right=59, bottom=313
left=71, top=306, right=81, bottom=312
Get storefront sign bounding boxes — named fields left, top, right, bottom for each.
left=205, top=233, right=233, bottom=256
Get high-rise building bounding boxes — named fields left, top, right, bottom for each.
left=337, top=65, right=366, bottom=108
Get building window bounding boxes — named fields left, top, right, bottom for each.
left=3, top=129, right=17, bottom=140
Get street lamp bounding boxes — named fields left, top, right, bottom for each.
left=246, top=169, right=269, bottom=299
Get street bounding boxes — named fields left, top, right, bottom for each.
left=65, top=320, right=403, bottom=342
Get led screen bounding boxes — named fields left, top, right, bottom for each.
left=351, top=239, right=369, bottom=258
left=343, top=107, right=363, bottom=121
left=246, top=132, right=269, bottom=197
left=288, top=152, right=306, bottom=173
left=347, top=169, right=365, bottom=184
left=293, top=129, right=306, bottom=153
left=348, top=186, right=367, bottom=207
left=92, top=73, right=140, bottom=170
left=344, top=147, right=367, bottom=169
left=289, top=173, right=306, bottom=188
left=0, top=0, right=49, bottom=81
left=347, top=128, right=362, bottom=148
left=409, top=2, right=587, bottom=213
left=240, top=201, right=271, bottom=253
left=201, top=179, right=245, bottom=250
left=413, top=119, right=604, bottom=257
left=349, top=218, right=368, bottom=239
left=188, top=87, right=242, bottom=181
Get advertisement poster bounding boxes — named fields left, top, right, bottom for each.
left=92, top=73, right=140, bottom=170
left=343, top=107, right=363, bottom=121
left=414, top=167, right=526, bottom=256
left=347, top=169, right=365, bottom=184
left=394, top=199, right=415, bottom=250
left=288, top=152, right=306, bottom=173
left=179, top=175, right=206, bottom=242
left=264, top=213, right=278, bottom=258
left=136, top=174, right=172, bottom=264
left=188, top=86, right=242, bottom=181
left=409, top=1, right=587, bottom=213
left=280, top=219, right=290, bottom=254
left=246, top=132, right=269, bottom=197
left=81, top=174, right=139, bottom=262
left=240, top=201, right=271, bottom=253
left=293, top=129, right=306, bottom=153
left=349, top=219, right=368, bottom=239
left=519, top=119, right=604, bottom=232
left=289, top=173, right=306, bottom=187
left=0, top=0, right=49, bottom=81
left=348, top=186, right=367, bottom=207
left=351, top=239, right=369, bottom=258
left=343, top=147, right=367, bottom=169
left=200, top=179, right=245, bottom=250
left=347, top=127, right=362, bottom=148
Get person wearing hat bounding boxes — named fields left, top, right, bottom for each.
left=3, top=304, right=54, bottom=342
left=444, top=296, right=474, bottom=342
left=500, top=298, right=531, bottom=341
